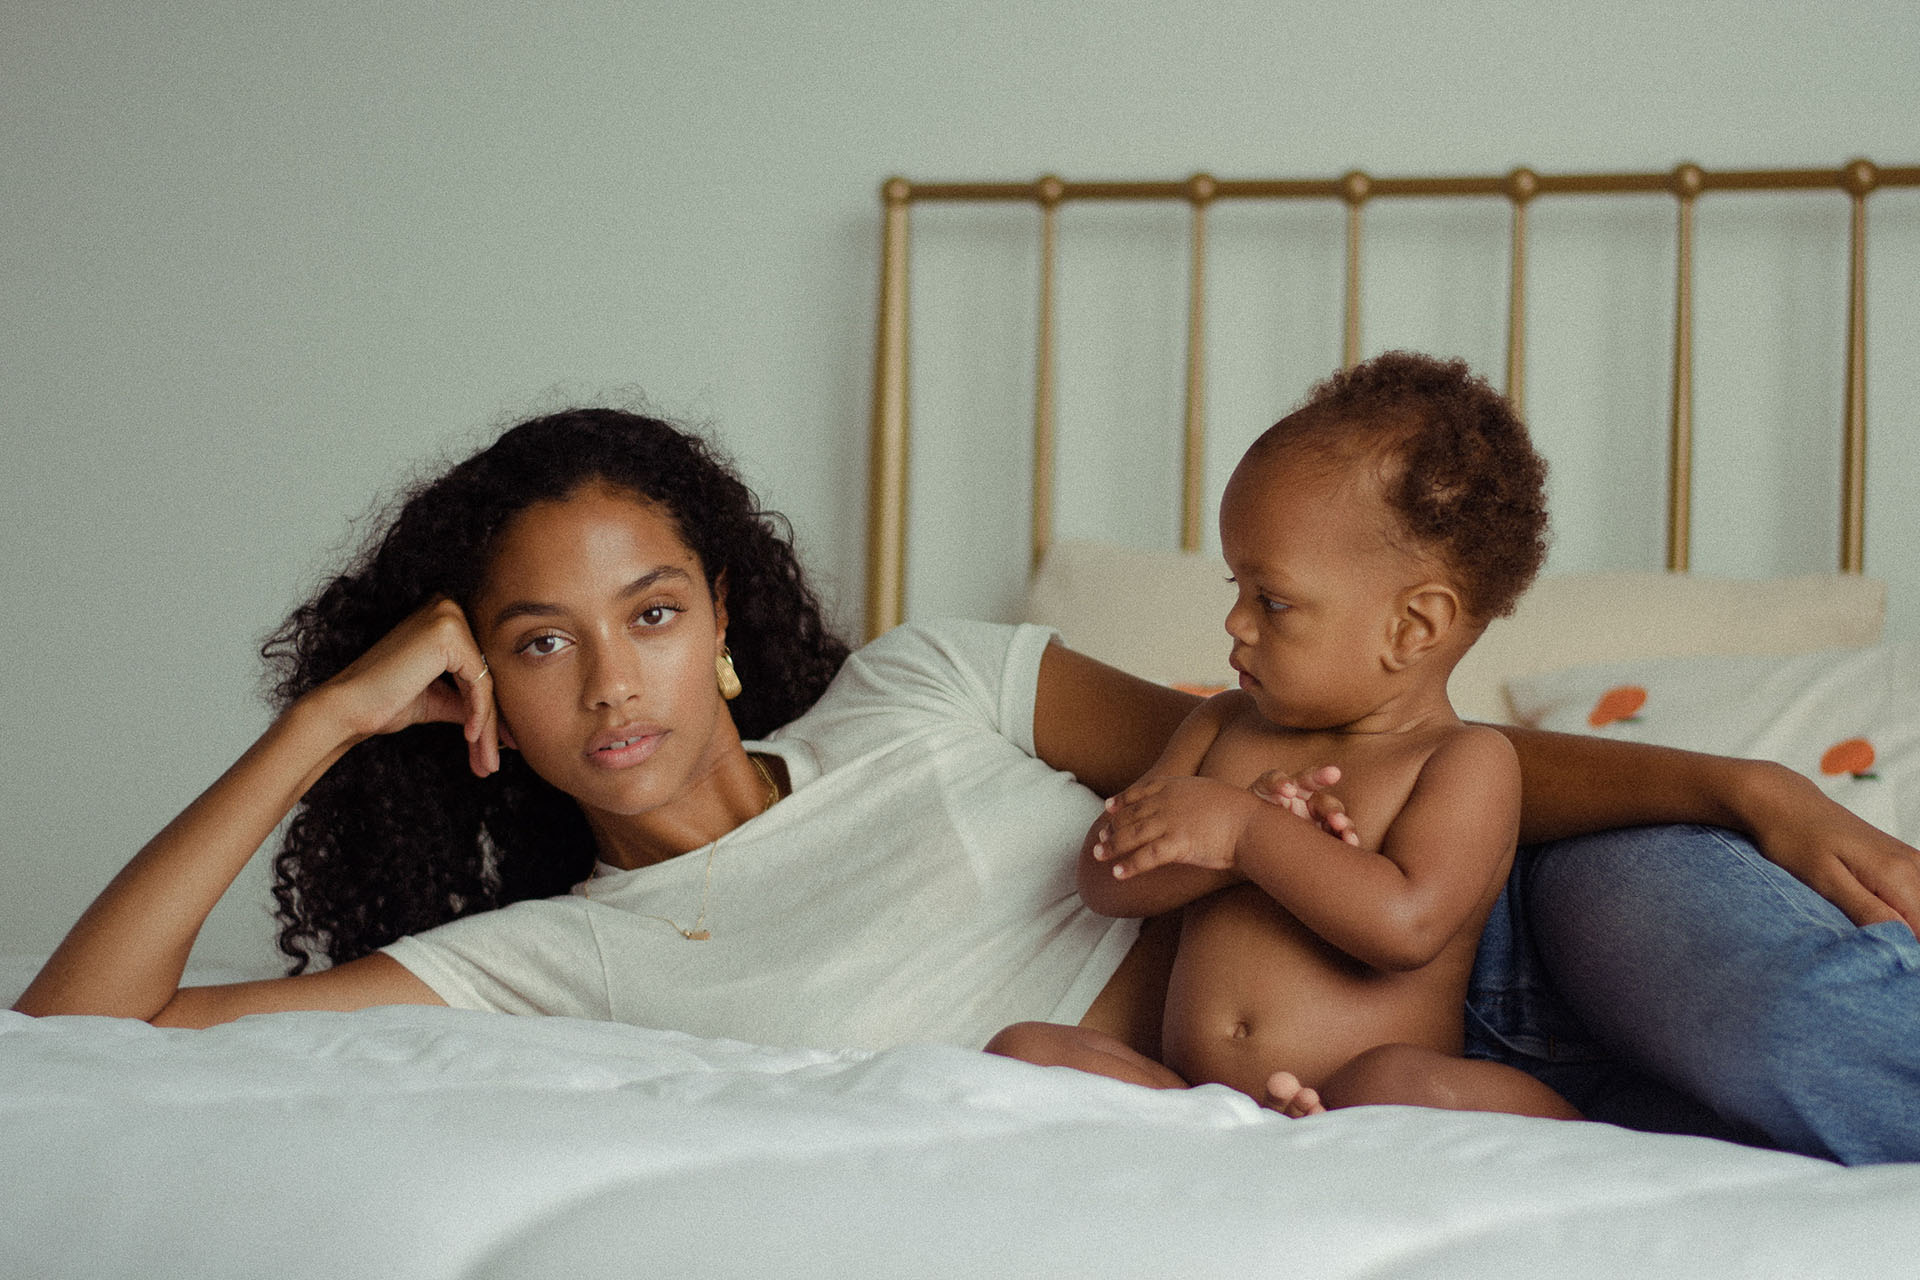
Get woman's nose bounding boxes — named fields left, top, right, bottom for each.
left=582, top=641, right=644, bottom=709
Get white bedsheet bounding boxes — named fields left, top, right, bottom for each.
left=3, top=998, right=1915, bottom=1279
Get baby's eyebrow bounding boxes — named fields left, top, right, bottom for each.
left=487, top=566, right=694, bottom=631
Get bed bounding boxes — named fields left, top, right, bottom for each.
left=7, top=160, right=1920, bottom=1279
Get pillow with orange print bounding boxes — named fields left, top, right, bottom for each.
left=1506, top=644, right=1920, bottom=842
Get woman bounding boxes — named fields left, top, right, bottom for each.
left=16, top=408, right=1920, bottom=1163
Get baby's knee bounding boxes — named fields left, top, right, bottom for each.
left=1320, top=1043, right=1452, bottom=1110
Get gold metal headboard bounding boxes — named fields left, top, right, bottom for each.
left=865, top=161, right=1919, bottom=640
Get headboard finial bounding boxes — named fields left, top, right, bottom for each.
left=1843, top=158, right=1880, bottom=197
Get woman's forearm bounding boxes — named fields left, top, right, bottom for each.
left=12, top=692, right=362, bottom=1020
left=1498, top=724, right=1767, bottom=845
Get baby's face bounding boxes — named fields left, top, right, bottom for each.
left=1217, top=449, right=1434, bottom=731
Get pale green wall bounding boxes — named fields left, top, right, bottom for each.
left=5, top=0, right=1917, bottom=968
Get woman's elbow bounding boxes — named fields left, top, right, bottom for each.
left=1077, top=864, right=1150, bottom=917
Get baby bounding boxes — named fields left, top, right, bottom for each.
left=992, top=351, right=1576, bottom=1121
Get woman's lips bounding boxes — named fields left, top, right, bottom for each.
left=586, top=726, right=667, bottom=769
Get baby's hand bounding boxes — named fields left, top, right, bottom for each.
left=1091, top=776, right=1257, bottom=879
left=1250, top=765, right=1361, bottom=846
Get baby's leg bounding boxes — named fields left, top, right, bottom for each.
left=985, top=1021, right=1188, bottom=1090
left=1310, top=1043, right=1581, bottom=1119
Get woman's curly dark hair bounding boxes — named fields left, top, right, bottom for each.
left=260, top=408, right=850, bottom=973
left=1253, top=351, right=1550, bottom=622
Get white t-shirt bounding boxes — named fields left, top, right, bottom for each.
left=381, top=619, right=1140, bottom=1051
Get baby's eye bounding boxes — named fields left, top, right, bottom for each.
left=519, top=633, right=571, bottom=658
left=634, top=604, right=683, bottom=628
left=1228, top=577, right=1288, bottom=613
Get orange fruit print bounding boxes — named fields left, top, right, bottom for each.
left=1587, top=685, right=1648, bottom=729
left=1820, top=737, right=1878, bottom=779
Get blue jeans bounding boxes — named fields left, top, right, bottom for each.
left=1467, top=824, right=1920, bottom=1164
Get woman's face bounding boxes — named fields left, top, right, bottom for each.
left=470, top=481, right=736, bottom=828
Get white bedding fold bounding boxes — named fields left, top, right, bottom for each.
left=2, top=1005, right=1910, bottom=1279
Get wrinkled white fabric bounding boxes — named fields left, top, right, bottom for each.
left=3, top=1004, right=1906, bottom=1280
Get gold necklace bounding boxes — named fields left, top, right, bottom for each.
left=581, top=752, right=782, bottom=942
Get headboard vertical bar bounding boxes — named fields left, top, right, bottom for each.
left=1504, top=169, right=1539, bottom=415
left=1181, top=175, right=1217, bottom=552
left=1341, top=172, right=1371, bottom=369
left=1666, top=165, right=1704, bottom=572
left=1840, top=160, right=1876, bottom=574
left=1032, top=179, right=1064, bottom=572
left=865, top=178, right=913, bottom=641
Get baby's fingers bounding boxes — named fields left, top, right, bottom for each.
left=1104, top=778, right=1169, bottom=814
left=1109, top=836, right=1183, bottom=881
left=1307, top=793, right=1363, bottom=846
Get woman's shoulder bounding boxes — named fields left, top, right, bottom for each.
left=834, top=617, right=1046, bottom=701
left=774, top=617, right=1052, bottom=747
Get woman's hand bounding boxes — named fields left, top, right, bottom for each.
left=1736, top=762, right=1920, bottom=935
left=1250, top=765, right=1361, bottom=846
left=312, top=598, right=501, bottom=777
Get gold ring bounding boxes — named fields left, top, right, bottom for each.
left=476, top=659, right=490, bottom=681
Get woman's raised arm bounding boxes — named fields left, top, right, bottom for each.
left=1499, top=724, right=1920, bottom=933
left=11, top=600, right=495, bottom=1025
left=1031, top=641, right=1200, bottom=798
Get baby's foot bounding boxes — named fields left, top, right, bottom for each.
left=1264, top=1070, right=1326, bottom=1118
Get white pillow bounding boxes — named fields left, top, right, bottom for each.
left=1023, top=540, right=1237, bottom=690
left=1452, top=571, right=1887, bottom=723
left=1025, top=540, right=1887, bottom=723
left=1506, top=644, right=1918, bottom=842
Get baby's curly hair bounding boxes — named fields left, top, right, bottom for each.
left=1252, top=351, right=1549, bottom=622
left=260, top=408, right=850, bottom=972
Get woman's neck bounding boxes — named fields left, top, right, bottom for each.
left=584, top=745, right=779, bottom=870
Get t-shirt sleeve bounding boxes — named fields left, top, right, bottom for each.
left=380, top=896, right=611, bottom=1020
left=797, top=618, right=1055, bottom=757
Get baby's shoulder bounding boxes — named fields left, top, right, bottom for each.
left=1423, top=720, right=1518, bottom=766
left=1406, top=721, right=1522, bottom=803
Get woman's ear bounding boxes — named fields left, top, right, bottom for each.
left=711, top=569, right=729, bottom=640
left=1383, top=582, right=1461, bottom=671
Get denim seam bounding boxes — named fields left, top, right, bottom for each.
left=1699, top=825, right=1857, bottom=930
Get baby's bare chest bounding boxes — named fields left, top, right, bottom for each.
left=1198, top=724, right=1436, bottom=853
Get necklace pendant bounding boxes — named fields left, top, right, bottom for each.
left=684, top=929, right=711, bottom=941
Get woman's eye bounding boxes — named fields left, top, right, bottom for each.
left=521, top=633, right=571, bottom=657
left=634, top=604, right=683, bottom=628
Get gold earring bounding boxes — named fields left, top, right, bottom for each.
left=716, top=645, right=742, bottom=700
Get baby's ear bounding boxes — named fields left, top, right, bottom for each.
left=1383, top=583, right=1461, bottom=670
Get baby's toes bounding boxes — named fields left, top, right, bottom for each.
left=1264, top=1070, right=1326, bottom=1118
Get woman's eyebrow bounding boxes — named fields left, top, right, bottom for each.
left=487, top=565, right=695, bottom=631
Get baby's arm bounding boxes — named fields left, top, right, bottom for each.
left=1075, top=696, right=1246, bottom=917
left=1099, top=726, right=1521, bottom=971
